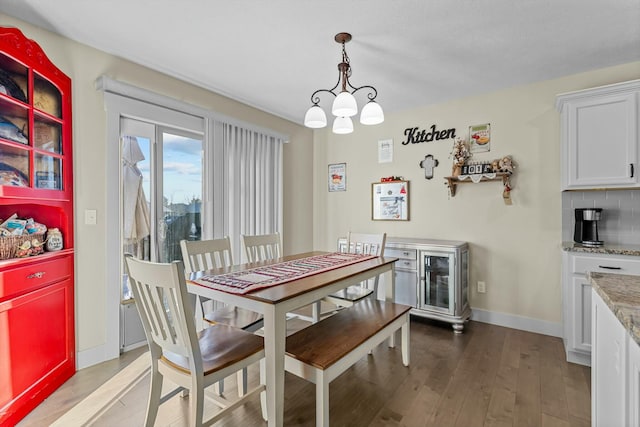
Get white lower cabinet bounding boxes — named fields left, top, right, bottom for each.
left=629, top=334, right=640, bottom=427
left=562, top=251, right=640, bottom=366
left=592, top=289, right=640, bottom=426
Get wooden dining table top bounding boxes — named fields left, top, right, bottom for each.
left=187, top=251, right=398, bottom=304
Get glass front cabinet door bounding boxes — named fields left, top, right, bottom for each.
left=417, top=244, right=470, bottom=333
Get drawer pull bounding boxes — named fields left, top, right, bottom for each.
left=598, top=265, right=621, bottom=270
left=26, top=272, right=46, bottom=279
left=402, top=251, right=411, bottom=256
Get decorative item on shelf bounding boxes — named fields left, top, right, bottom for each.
left=0, top=214, right=49, bottom=259
left=461, top=162, right=493, bottom=176
left=46, top=228, right=63, bottom=251
left=503, top=175, right=513, bottom=205
left=380, top=175, right=404, bottom=182
left=304, top=32, right=384, bottom=134
left=444, top=155, right=516, bottom=199
left=0, top=68, right=27, bottom=102
left=450, top=138, right=471, bottom=176
left=497, top=155, right=515, bottom=173
left=0, top=115, right=28, bottom=144
left=419, top=154, right=439, bottom=179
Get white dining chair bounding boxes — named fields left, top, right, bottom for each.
left=241, top=232, right=282, bottom=263
left=319, top=232, right=387, bottom=317
left=180, top=237, right=264, bottom=397
left=123, top=254, right=266, bottom=427
left=242, top=233, right=320, bottom=324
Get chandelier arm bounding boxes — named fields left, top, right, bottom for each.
left=350, top=84, right=379, bottom=101
left=309, top=73, right=343, bottom=104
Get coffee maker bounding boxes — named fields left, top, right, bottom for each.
left=574, top=208, right=603, bottom=247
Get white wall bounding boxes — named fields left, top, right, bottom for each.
left=313, top=61, right=640, bottom=328
left=0, top=15, right=314, bottom=360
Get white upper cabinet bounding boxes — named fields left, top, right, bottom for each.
left=557, top=80, right=640, bottom=190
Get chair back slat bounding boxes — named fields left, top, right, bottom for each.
left=345, top=232, right=386, bottom=257
left=242, top=233, right=282, bottom=262
left=180, top=237, right=234, bottom=273
left=124, top=255, right=201, bottom=363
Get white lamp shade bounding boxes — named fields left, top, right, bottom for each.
left=304, top=105, right=327, bottom=128
left=332, top=116, right=354, bottom=134
left=360, top=101, right=384, bottom=125
left=332, top=91, right=358, bottom=117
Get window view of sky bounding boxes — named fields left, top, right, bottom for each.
left=134, top=134, right=202, bottom=206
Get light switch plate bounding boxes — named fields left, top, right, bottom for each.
left=85, top=209, right=97, bottom=225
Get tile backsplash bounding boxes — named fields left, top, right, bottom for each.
left=562, top=190, right=640, bottom=245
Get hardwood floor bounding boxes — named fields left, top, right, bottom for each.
left=17, top=318, right=591, bottom=426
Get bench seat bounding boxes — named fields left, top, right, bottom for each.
left=285, top=298, right=411, bottom=426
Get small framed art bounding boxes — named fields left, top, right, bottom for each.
left=469, top=123, right=491, bottom=153
left=372, top=180, right=409, bottom=221
left=328, top=163, right=346, bottom=192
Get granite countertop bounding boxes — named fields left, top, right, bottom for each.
left=563, top=241, right=640, bottom=256
left=589, top=272, right=640, bottom=346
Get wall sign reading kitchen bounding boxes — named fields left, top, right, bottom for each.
left=402, top=124, right=457, bottom=145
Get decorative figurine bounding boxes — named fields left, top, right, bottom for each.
left=46, top=228, right=63, bottom=251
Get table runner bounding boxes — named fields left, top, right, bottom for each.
left=194, top=252, right=377, bottom=294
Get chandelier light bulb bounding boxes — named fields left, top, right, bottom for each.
left=332, top=91, right=358, bottom=117
left=304, top=105, right=327, bottom=128
left=360, top=101, right=384, bottom=125
left=332, top=116, right=354, bottom=134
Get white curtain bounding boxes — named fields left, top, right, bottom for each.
left=221, top=123, right=283, bottom=262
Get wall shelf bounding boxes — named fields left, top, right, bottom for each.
left=444, top=172, right=512, bottom=197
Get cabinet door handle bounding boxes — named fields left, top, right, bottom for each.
left=598, top=265, right=621, bottom=270
left=26, top=271, right=46, bottom=279
left=631, top=163, right=635, bottom=178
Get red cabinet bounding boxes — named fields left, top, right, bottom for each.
left=0, top=27, right=74, bottom=425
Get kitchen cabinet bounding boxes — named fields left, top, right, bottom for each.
left=591, top=290, right=627, bottom=425
left=0, top=27, right=74, bottom=425
left=556, top=79, right=640, bottom=190
left=366, top=237, right=470, bottom=333
left=592, top=289, right=640, bottom=426
left=629, top=332, right=640, bottom=427
left=562, top=250, right=640, bottom=366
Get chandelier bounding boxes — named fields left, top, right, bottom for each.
left=304, top=32, right=384, bottom=134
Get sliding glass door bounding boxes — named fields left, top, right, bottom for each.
left=121, top=118, right=203, bottom=299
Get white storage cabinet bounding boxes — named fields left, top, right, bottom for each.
left=351, top=237, right=470, bottom=333
left=592, top=289, right=640, bottom=426
left=556, top=79, right=640, bottom=190
left=562, top=250, right=640, bottom=366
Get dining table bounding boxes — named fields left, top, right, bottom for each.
left=186, top=251, right=398, bottom=427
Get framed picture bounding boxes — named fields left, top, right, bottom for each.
left=328, top=163, right=346, bottom=192
left=469, top=123, right=491, bottom=153
left=372, top=180, right=409, bottom=221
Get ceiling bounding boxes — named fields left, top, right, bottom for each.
left=1, top=0, right=639, bottom=126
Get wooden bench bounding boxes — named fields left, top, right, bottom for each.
left=285, top=298, right=411, bottom=426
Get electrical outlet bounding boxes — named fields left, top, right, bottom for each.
left=477, top=281, right=486, bottom=293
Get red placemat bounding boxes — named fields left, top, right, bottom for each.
left=195, top=252, right=376, bottom=294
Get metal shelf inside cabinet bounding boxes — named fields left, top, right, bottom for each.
left=444, top=172, right=511, bottom=197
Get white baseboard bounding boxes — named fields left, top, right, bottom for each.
left=471, top=308, right=563, bottom=338
left=76, top=344, right=120, bottom=370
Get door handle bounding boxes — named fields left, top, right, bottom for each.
left=631, top=163, right=635, bottom=178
